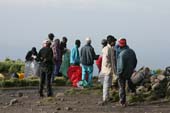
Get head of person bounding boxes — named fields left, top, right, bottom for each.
left=42, top=39, right=51, bottom=47
left=118, top=38, right=127, bottom=48
left=31, top=47, right=37, bottom=54
left=62, top=36, right=68, bottom=43
left=107, top=35, right=117, bottom=46
left=75, top=39, right=81, bottom=48
left=86, top=37, right=91, bottom=45
left=54, top=39, right=60, bottom=48
left=101, top=39, right=107, bottom=48
left=48, top=33, right=55, bottom=41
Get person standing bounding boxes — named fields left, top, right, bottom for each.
left=25, top=47, right=38, bottom=77
left=96, top=39, right=107, bottom=73
left=117, top=38, right=137, bottom=107
left=48, top=33, right=55, bottom=44
left=51, top=39, right=62, bottom=80
left=37, top=40, right=54, bottom=97
left=80, top=37, right=98, bottom=87
left=70, top=39, right=81, bottom=66
left=60, top=36, right=68, bottom=56
left=100, top=35, right=117, bottom=104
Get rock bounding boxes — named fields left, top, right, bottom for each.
left=52, top=111, right=58, bottom=113
left=9, top=98, right=18, bottom=106
left=166, top=86, right=170, bottom=97
left=150, top=76, right=157, bottom=83
left=74, top=101, right=80, bottom=104
left=136, top=86, right=145, bottom=94
left=41, top=111, right=47, bottom=113
left=152, top=83, right=160, bottom=90
left=73, top=108, right=77, bottom=111
left=154, top=79, right=160, bottom=83
left=55, top=93, right=64, bottom=98
left=65, top=107, right=72, bottom=111
left=56, top=107, right=61, bottom=110
left=167, top=82, right=170, bottom=87
left=60, top=98, right=64, bottom=101
left=157, top=75, right=166, bottom=81
left=18, top=92, right=23, bottom=97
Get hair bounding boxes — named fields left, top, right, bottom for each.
left=62, top=36, right=67, bottom=43
left=75, top=39, right=81, bottom=45
left=101, top=39, right=107, bottom=47
left=48, top=33, right=54, bottom=41
left=107, top=35, right=116, bottom=44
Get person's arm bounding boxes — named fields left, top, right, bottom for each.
left=70, top=48, right=76, bottom=64
left=117, top=53, right=124, bottom=76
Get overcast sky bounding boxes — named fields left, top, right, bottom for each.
left=0, top=0, right=170, bottom=70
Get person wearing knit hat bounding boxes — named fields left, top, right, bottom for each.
left=80, top=37, right=99, bottom=87
left=118, top=38, right=126, bottom=47
left=116, top=38, right=137, bottom=107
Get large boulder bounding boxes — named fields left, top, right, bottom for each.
left=157, top=75, right=166, bottom=81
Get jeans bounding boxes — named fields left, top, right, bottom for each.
left=82, top=65, right=93, bottom=86
left=118, top=77, right=136, bottom=104
left=103, top=75, right=112, bottom=101
left=51, top=63, right=61, bottom=82
left=39, top=66, right=53, bottom=96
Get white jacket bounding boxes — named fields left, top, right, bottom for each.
left=101, top=44, right=116, bottom=76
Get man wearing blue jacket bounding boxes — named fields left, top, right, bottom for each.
left=70, top=40, right=81, bottom=65
left=117, top=38, right=137, bottom=107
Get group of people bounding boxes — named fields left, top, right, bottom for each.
left=25, top=33, right=137, bottom=107
left=97, top=35, right=137, bottom=107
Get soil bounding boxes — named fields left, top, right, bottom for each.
left=0, top=86, right=170, bottom=113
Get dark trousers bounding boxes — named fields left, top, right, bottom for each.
left=118, top=77, right=136, bottom=104
left=39, top=67, right=53, bottom=96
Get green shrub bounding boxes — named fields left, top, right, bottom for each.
left=53, top=77, right=67, bottom=86
left=9, top=64, right=21, bottom=73
left=155, top=69, right=163, bottom=74
left=0, top=62, right=11, bottom=72
left=0, top=78, right=39, bottom=88
left=0, top=58, right=24, bottom=73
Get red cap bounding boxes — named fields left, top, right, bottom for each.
left=118, top=38, right=126, bottom=47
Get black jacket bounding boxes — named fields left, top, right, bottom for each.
left=37, top=47, right=53, bottom=68
left=117, top=46, right=137, bottom=79
left=80, top=44, right=97, bottom=66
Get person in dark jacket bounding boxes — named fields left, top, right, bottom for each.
left=25, top=47, right=38, bottom=61
left=116, top=38, right=137, bottom=107
left=37, top=40, right=54, bottom=97
left=80, top=37, right=98, bottom=87
left=25, top=47, right=38, bottom=77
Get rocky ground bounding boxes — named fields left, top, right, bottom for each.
left=0, top=86, right=170, bottom=113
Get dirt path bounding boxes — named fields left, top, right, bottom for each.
left=0, top=86, right=170, bottom=113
